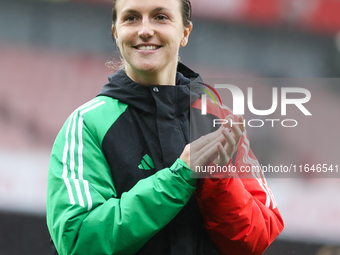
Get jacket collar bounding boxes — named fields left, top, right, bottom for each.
left=98, top=62, right=203, bottom=113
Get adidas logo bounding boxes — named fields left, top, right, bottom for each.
left=138, top=154, right=154, bottom=170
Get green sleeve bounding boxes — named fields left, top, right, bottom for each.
left=46, top=98, right=196, bottom=255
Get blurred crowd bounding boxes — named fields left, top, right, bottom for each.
left=1, top=0, right=340, bottom=254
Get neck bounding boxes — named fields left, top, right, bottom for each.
left=125, top=63, right=177, bottom=86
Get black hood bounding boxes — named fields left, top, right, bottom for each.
left=98, top=62, right=203, bottom=114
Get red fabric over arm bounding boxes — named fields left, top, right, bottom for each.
left=196, top=175, right=283, bottom=255
left=192, top=97, right=284, bottom=254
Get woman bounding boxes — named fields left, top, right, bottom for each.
left=46, top=0, right=284, bottom=254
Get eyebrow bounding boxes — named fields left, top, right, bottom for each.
left=122, top=7, right=173, bottom=15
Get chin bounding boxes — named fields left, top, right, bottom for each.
left=137, top=63, right=162, bottom=73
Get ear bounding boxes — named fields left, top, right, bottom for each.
left=112, top=24, right=119, bottom=45
left=180, top=22, right=193, bottom=47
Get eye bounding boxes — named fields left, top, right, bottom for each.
left=125, top=15, right=138, bottom=22
left=155, top=14, right=168, bottom=21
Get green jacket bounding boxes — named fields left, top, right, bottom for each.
left=46, top=63, right=215, bottom=255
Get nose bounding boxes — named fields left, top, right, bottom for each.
left=138, top=17, right=154, bottom=38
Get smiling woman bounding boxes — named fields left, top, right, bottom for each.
left=112, top=0, right=192, bottom=85
left=46, top=0, right=284, bottom=254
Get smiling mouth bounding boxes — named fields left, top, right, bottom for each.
left=134, top=45, right=162, bottom=50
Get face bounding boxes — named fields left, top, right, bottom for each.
left=113, top=0, right=192, bottom=77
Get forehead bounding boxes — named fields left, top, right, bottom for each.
left=116, top=0, right=181, bottom=14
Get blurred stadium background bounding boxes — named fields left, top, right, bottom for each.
left=1, top=0, right=340, bottom=254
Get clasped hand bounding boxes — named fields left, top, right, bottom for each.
left=180, top=115, right=245, bottom=172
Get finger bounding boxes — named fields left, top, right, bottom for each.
left=222, top=115, right=234, bottom=129
left=237, top=115, right=245, bottom=133
left=196, top=130, right=225, bottom=155
left=196, top=143, right=220, bottom=167
left=231, top=115, right=245, bottom=146
left=222, top=127, right=236, bottom=158
left=217, top=142, right=229, bottom=166
left=190, top=128, right=228, bottom=169
left=192, top=125, right=226, bottom=153
left=222, top=116, right=244, bottom=148
left=226, top=117, right=243, bottom=144
left=191, top=127, right=223, bottom=151
left=221, top=115, right=244, bottom=134
left=179, top=144, right=191, bottom=168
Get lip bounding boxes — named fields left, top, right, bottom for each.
left=134, top=43, right=162, bottom=48
left=133, top=44, right=162, bottom=54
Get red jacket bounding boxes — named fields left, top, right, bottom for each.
left=192, top=98, right=284, bottom=255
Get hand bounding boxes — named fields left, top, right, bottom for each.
left=213, top=115, right=245, bottom=166
left=180, top=115, right=245, bottom=172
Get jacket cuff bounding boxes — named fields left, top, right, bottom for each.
left=170, top=158, right=198, bottom=187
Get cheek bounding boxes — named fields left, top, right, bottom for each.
left=116, top=38, right=131, bottom=56
left=172, top=28, right=185, bottom=47
left=169, top=33, right=183, bottom=51
left=116, top=29, right=132, bottom=47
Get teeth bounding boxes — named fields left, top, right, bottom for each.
left=138, top=45, right=158, bottom=50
